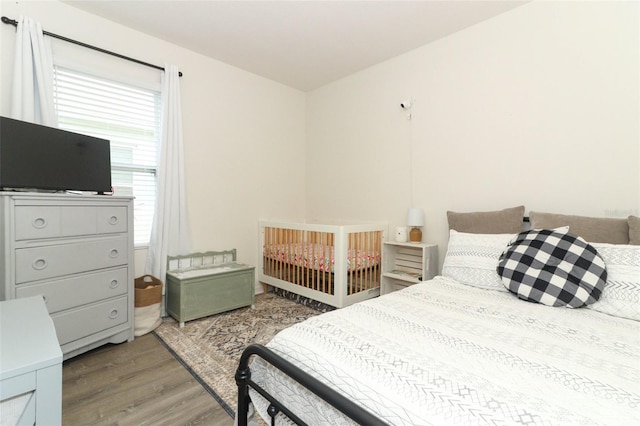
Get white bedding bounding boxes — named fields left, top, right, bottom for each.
left=250, top=276, right=640, bottom=425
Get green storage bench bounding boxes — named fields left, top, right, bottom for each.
left=165, top=250, right=255, bottom=327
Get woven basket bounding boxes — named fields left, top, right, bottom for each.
left=134, top=275, right=163, bottom=307
left=134, top=275, right=163, bottom=336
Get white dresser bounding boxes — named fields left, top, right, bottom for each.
left=0, top=192, right=135, bottom=359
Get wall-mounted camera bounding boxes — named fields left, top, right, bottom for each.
left=400, top=101, right=412, bottom=110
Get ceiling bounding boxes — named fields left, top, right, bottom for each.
left=63, top=1, right=528, bottom=92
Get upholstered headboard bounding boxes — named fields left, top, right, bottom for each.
left=446, top=206, right=525, bottom=234
left=529, top=211, right=633, bottom=245
left=446, top=206, right=639, bottom=245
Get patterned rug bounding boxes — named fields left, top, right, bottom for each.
left=152, top=293, right=323, bottom=417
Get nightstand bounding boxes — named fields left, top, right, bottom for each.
left=381, top=242, right=438, bottom=295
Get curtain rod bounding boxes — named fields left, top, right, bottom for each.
left=1, top=16, right=182, bottom=77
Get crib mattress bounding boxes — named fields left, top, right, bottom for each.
left=263, top=242, right=381, bottom=273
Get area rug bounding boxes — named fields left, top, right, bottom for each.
left=152, top=293, right=323, bottom=417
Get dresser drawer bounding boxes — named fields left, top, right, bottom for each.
left=15, top=205, right=128, bottom=240
left=52, top=296, right=128, bottom=346
left=96, top=207, right=128, bottom=234
left=15, top=237, right=128, bottom=284
left=16, top=268, right=128, bottom=314
left=0, top=370, right=35, bottom=400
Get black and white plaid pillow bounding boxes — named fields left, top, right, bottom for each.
left=497, top=229, right=607, bottom=308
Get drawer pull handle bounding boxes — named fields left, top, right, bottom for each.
left=109, top=279, right=119, bottom=289
left=33, top=217, right=47, bottom=229
left=32, top=258, right=48, bottom=270
left=109, top=249, right=119, bottom=258
left=108, top=216, right=119, bottom=225
left=108, top=309, right=119, bottom=319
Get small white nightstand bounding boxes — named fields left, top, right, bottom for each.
left=381, top=242, right=438, bottom=295
left=1, top=296, right=62, bottom=425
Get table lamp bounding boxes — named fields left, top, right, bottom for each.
left=407, top=208, right=424, bottom=243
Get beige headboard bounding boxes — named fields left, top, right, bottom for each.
left=529, top=211, right=634, bottom=245
left=446, top=206, right=638, bottom=245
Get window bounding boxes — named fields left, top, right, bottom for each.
left=53, top=67, right=161, bottom=246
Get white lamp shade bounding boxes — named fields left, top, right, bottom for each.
left=407, top=208, right=425, bottom=227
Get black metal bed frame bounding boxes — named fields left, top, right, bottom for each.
left=236, top=343, right=389, bottom=426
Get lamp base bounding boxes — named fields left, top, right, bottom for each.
left=409, top=227, right=422, bottom=243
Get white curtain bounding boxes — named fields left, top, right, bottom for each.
left=145, top=64, right=192, bottom=282
left=10, top=16, right=57, bottom=126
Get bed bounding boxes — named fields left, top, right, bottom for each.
left=238, top=209, right=640, bottom=426
left=259, top=220, right=386, bottom=309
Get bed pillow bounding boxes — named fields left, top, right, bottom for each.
left=441, top=230, right=513, bottom=292
left=529, top=211, right=629, bottom=244
left=586, top=243, right=640, bottom=321
left=497, top=229, right=607, bottom=308
left=629, top=215, right=640, bottom=245
left=447, top=205, right=525, bottom=234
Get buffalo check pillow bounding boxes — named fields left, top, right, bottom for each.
left=497, top=229, right=607, bottom=308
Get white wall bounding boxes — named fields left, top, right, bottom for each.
left=306, top=1, right=640, bottom=267
left=2, top=1, right=638, bottom=283
left=0, top=0, right=307, bottom=289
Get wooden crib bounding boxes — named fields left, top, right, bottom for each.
left=259, top=220, right=386, bottom=308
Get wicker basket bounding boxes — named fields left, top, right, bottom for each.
left=134, top=275, right=163, bottom=307
left=134, top=275, right=163, bottom=336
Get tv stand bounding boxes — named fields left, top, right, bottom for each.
left=0, top=192, right=135, bottom=359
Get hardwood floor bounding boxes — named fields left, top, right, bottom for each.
left=62, top=333, right=233, bottom=426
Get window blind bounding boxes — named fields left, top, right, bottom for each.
left=53, top=67, right=161, bottom=246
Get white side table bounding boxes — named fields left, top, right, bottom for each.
left=1, top=296, right=63, bottom=425
left=381, top=242, right=438, bottom=295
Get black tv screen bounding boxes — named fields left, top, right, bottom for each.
left=0, top=116, right=112, bottom=193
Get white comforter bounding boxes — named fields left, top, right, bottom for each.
left=250, top=277, right=640, bottom=425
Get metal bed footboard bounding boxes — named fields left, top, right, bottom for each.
left=235, top=344, right=388, bottom=426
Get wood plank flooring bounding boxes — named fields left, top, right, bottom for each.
left=62, top=333, right=233, bottom=426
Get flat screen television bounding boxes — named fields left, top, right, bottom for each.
left=0, top=116, right=112, bottom=193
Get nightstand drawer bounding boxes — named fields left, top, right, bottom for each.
left=15, top=237, right=128, bottom=283
left=52, top=296, right=128, bottom=345
left=15, top=205, right=128, bottom=240
left=16, top=267, right=128, bottom=314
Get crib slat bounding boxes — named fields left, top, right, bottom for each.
left=305, top=231, right=316, bottom=292
left=354, top=232, right=360, bottom=294
left=362, top=231, right=368, bottom=291
left=287, top=228, right=293, bottom=284
left=295, top=229, right=299, bottom=286
left=278, top=227, right=283, bottom=280
left=321, top=231, right=327, bottom=294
